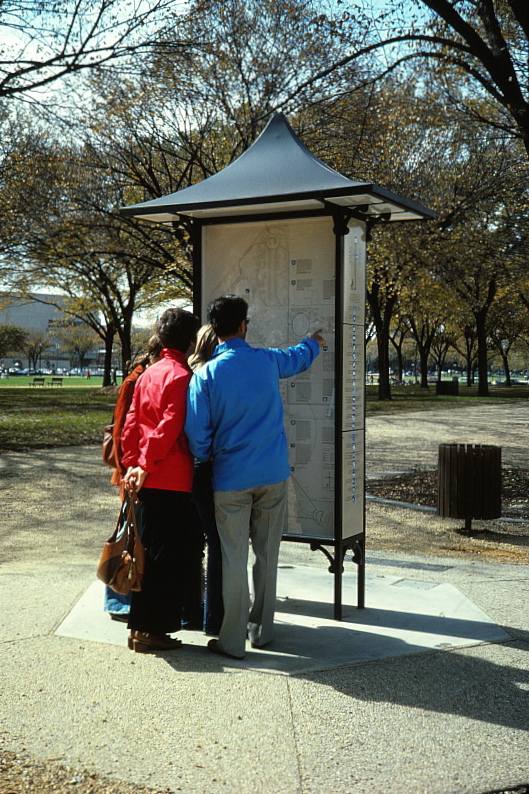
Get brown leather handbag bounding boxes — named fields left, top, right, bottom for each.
left=96, top=492, right=145, bottom=594
left=102, top=421, right=115, bottom=467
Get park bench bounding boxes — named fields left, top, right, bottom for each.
left=50, top=377, right=63, bottom=387
left=30, top=376, right=46, bottom=387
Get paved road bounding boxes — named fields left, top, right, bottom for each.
left=366, top=402, right=529, bottom=475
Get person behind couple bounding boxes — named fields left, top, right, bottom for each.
left=185, top=295, right=325, bottom=659
left=104, top=334, right=163, bottom=622
left=109, top=335, right=163, bottom=499
left=188, top=324, right=224, bottom=636
left=121, top=307, right=204, bottom=653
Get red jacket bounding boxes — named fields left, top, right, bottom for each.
left=121, top=348, right=194, bottom=492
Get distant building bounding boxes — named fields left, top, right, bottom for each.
left=0, top=293, right=97, bottom=373
left=0, top=293, right=66, bottom=332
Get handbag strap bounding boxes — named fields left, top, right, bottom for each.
left=107, top=488, right=139, bottom=548
left=106, top=494, right=129, bottom=542
left=126, top=488, right=140, bottom=536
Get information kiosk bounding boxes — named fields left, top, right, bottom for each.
left=121, top=113, right=434, bottom=617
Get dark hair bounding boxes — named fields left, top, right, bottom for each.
left=147, top=334, right=163, bottom=361
left=127, top=335, right=163, bottom=374
left=207, top=295, right=248, bottom=338
left=155, top=308, right=199, bottom=353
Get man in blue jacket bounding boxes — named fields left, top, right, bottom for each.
left=185, top=294, right=324, bottom=659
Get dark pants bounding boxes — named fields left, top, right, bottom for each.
left=128, top=488, right=204, bottom=635
left=193, top=461, right=224, bottom=635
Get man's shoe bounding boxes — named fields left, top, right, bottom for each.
left=250, top=640, right=272, bottom=649
left=207, top=639, right=245, bottom=660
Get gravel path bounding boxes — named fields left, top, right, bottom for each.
left=1, top=401, right=528, bottom=792
left=365, top=402, right=529, bottom=475
left=0, top=747, right=172, bottom=793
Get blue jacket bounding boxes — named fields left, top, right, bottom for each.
left=185, top=337, right=320, bottom=491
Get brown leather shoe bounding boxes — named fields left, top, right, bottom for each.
left=132, top=632, right=183, bottom=653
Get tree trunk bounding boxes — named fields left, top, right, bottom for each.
left=407, top=318, right=435, bottom=390
left=461, top=329, right=476, bottom=387
left=377, top=330, right=392, bottom=400
left=117, top=318, right=133, bottom=374
left=475, top=311, right=490, bottom=397
left=366, top=282, right=397, bottom=401
left=501, top=352, right=511, bottom=386
left=419, top=348, right=429, bottom=389
left=390, top=340, right=404, bottom=383
left=396, top=347, right=403, bottom=383
left=101, top=324, right=115, bottom=387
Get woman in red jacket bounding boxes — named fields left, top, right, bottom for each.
left=121, top=308, right=203, bottom=653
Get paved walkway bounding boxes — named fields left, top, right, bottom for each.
left=0, top=403, right=528, bottom=793
left=365, top=401, right=529, bottom=475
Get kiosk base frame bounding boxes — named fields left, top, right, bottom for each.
left=282, top=534, right=365, bottom=620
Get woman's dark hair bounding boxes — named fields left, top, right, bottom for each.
left=207, top=295, right=248, bottom=338
left=147, top=334, right=163, bottom=361
left=155, top=308, right=199, bottom=353
left=127, top=334, right=163, bottom=374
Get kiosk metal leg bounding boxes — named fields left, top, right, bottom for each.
left=351, top=537, right=365, bottom=609
left=309, top=542, right=364, bottom=618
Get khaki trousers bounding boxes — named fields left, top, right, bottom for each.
left=214, top=479, right=288, bottom=658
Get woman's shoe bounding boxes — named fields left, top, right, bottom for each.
left=132, top=632, right=183, bottom=653
left=127, top=631, right=136, bottom=650
left=110, top=613, right=130, bottom=623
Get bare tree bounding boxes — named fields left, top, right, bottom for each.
left=0, top=0, right=187, bottom=101
left=1, top=131, right=186, bottom=383
left=52, top=322, right=99, bottom=371
left=24, top=329, right=52, bottom=371
left=286, top=1, right=529, bottom=159
left=0, top=323, right=27, bottom=358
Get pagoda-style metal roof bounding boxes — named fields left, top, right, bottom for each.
left=120, top=113, right=434, bottom=224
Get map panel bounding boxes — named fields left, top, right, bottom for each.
left=343, top=222, right=367, bottom=325
left=202, top=216, right=365, bottom=543
left=342, top=223, right=366, bottom=433
left=284, top=404, right=335, bottom=537
left=342, top=325, right=365, bottom=431
left=341, top=429, right=365, bottom=539
left=203, top=222, right=290, bottom=347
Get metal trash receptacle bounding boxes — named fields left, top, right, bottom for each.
left=436, top=378, right=459, bottom=396
left=437, top=443, right=501, bottom=531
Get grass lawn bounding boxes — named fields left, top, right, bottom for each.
left=0, top=386, right=116, bottom=451
left=0, top=382, right=527, bottom=452
left=0, top=375, right=103, bottom=388
left=365, top=384, right=529, bottom=413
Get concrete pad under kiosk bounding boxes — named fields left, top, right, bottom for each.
left=56, top=564, right=509, bottom=676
